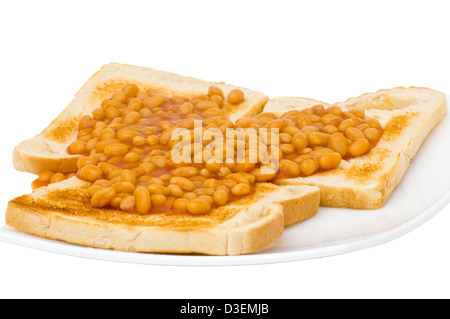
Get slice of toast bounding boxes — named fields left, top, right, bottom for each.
left=7, top=63, right=320, bottom=255
left=13, top=63, right=269, bottom=175
left=264, top=87, right=447, bottom=209
left=7, top=63, right=446, bottom=256
left=5, top=178, right=319, bottom=255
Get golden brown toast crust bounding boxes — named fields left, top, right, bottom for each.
left=13, top=63, right=269, bottom=175
left=5, top=180, right=319, bottom=255
left=271, top=87, right=447, bottom=208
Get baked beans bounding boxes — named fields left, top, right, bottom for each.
left=32, top=84, right=384, bottom=215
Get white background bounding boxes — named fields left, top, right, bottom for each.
left=0, top=0, right=449, bottom=299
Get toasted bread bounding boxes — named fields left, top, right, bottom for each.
left=5, top=177, right=319, bottom=255
left=6, top=63, right=446, bottom=255
left=6, top=63, right=321, bottom=255
left=13, top=63, right=269, bottom=175
left=265, top=87, right=447, bottom=209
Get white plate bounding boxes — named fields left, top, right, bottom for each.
left=1, top=102, right=449, bottom=266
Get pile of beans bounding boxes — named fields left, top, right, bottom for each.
left=32, top=84, right=383, bottom=215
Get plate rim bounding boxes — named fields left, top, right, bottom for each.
left=0, top=190, right=448, bottom=266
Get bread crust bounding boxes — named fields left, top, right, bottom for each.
left=276, top=185, right=320, bottom=226
left=270, top=87, right=447, bottom=209
left=5, top=200, right=284, bottom=255
left=5, top=179, right=319, bottom=255
left=13, top=63, right=269, bottom=175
